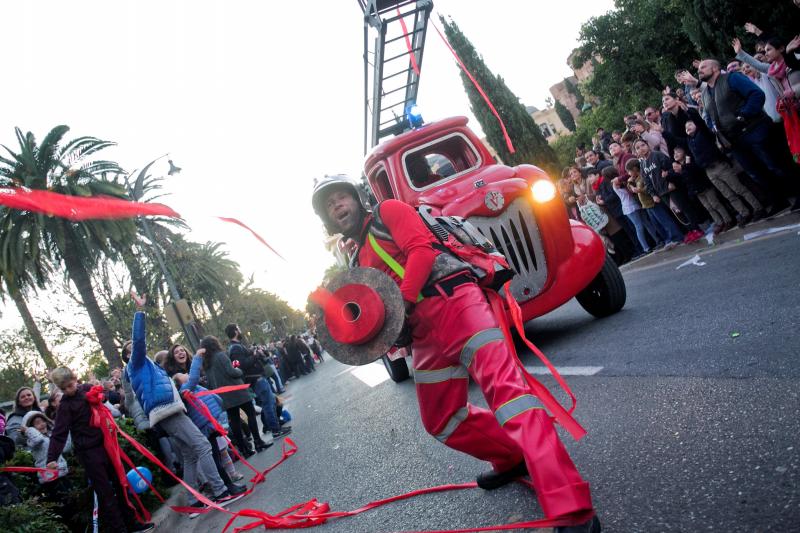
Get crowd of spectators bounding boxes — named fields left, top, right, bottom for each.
left=558, top=22, right=800, bottom=264
left=0, top=292, right=326, bottom=532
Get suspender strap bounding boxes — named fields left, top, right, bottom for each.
left=367, top=232, right=424, bottom=303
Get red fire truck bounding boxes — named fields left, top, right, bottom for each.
left=356, top=0, right=625, bottom=381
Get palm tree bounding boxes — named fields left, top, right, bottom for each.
left=0, top=125, right=137, bottom=368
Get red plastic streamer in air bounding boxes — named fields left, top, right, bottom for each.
left=431, top=21, right=516, bottom=154
left=217, top=217, right=286, bottom=261
left=0, top=187, right=180, bottom=221
left=397, top=7, right=421, bottom=76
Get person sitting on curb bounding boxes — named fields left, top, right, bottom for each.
left=124, top=291, right=244, bottom=510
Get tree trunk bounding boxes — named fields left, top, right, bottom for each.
left=5, top=277, right=59, bottom=368
left=121, top=245, right=150, bottom=301
left=61, top=242, right=123, bottom=369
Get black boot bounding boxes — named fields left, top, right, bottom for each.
left=555, top=515, right=601, bottom=533
left=475, top=461, right=528, bottom=490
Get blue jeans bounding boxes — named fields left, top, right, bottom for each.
left=626, top=209, right=660, bottom=252
left=267, top=364, right=284, bottom=393
left=253, top=377, right=280, bottom=433
left=647, top=202, right=684, bottom=242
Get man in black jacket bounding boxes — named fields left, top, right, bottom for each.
left=226, top=324, right=291, bottom=439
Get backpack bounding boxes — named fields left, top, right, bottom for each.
left=369, top=202, right=514, bottom=292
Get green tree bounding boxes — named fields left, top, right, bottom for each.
left=0, top=126, right=136, bottom=368
left=554, top=100, right=577, bottom=132
left=572, top=0, right=698, bottom=125
left=0, top=328, right=43, bottom=400
left=440, top=17, right=561, bottom=176
left=680, top=0, right=800, bottom=60
left=0, top=275, right=58, bottom=369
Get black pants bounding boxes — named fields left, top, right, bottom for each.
left=207, top=432, right=234, bottom=488
left=77, top=448, right=136, bottom=532
left=226, top=400, right=266, bottom=454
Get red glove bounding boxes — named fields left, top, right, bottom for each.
left=232, top=360, right=240, bottom=368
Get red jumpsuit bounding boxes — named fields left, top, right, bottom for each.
left=355, top=200, right=593, bottom=519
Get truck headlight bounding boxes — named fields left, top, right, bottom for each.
left=531, top=180, right=556, bottom=203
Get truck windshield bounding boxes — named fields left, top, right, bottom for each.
left=402, top=133, right=481, bottom=190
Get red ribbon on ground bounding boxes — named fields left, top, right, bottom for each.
left=397, top=7, right=421, bottom=76
left=0, top=187, right=180, bottom=221
left=431, top=21, right=515, bottom=155
left=486, top=285, right=587, bottom=441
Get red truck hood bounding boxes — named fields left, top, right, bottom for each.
left=415, top=164, right=529, bottom=218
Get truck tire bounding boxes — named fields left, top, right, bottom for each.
left=382, top=354, right=410, bottom=382
left=576, top=254, right=626, bottom=318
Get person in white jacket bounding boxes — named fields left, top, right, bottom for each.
left=20, top=411, right=72, bottom=498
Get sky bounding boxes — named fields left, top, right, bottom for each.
left=0, top=0, right=615, bottom=337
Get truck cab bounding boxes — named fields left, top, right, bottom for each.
left=364, top=116, right=625, bottom=329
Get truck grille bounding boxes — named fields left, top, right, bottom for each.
left=468, top=198, right=547, bottom=302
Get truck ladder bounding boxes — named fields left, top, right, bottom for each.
left=358, top=0, right=433, bottom=154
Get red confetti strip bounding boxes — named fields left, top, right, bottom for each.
left=0, top=187, right=180, bottom=221
left=431, top=21, right=516, bottom=154
left=217, top=217, right=286, bottom=261
left=397, top=7, right=421, bottom=76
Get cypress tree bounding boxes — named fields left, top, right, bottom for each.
left=440, top=17, right=560, bottom=176
left=554, top=100, right=577, bottom=132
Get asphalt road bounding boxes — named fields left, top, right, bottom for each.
left=177, top=221, right=799, bottom=533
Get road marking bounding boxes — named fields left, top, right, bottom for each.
left=350, top=362, right=391, bottom=387
left=334, top=367, right=354, bottom=378
left=524, top=366, right=603, bottom=376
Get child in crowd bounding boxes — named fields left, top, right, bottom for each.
left=21, top=411, right=73, bottom=523
left=46, top=367, right=154, bottom=533
left=124, top=292, right=242, bottom=511
left=173, top=370, right=246, bottom=491
left=21, top=411, right=71, bottom=488
left=613, top=173, right=659, bottom=256
left=634, top=139, right=687, bottom=245
left=626, top=158, right=668, bottom=249
left=671, top=147, right=733, bottom=234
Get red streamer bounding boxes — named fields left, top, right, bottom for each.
left=0, top=187, right=180, bottom=221
left=86, top=385, right=153, bottom=522
left=431, top=21, right=516, bottom=154
left=217, top=217, right=286, bottom=261
left=487, top=285, right=586, bottom=441
left=397, top=7, right=421, bottom=76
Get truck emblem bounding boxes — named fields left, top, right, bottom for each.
left=484, top=191, right=504, bottom=211
left=474, top=179, right=486, bottom=188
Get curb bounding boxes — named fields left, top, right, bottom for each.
left=619, top=210, right=800, bottom=274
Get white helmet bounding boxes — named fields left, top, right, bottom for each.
left=311, top=175, right=369, bottom=234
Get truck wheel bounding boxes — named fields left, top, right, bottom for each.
left=576, top=255, right=626, bottom=318
left=382, top=355, right=410, bottom=382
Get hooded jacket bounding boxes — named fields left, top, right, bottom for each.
left=22, top=411, right=69, bottom=483
left=126, top=311, right=185, bottom=426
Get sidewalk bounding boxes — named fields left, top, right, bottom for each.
left=620, top=209, right=800, bottom=273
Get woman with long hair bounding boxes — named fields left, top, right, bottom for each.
left=5, top=386, right=43, bottom=446
left=199, top=336, right=270, bottom=457
left=164, top=344, right=196, bottom=378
